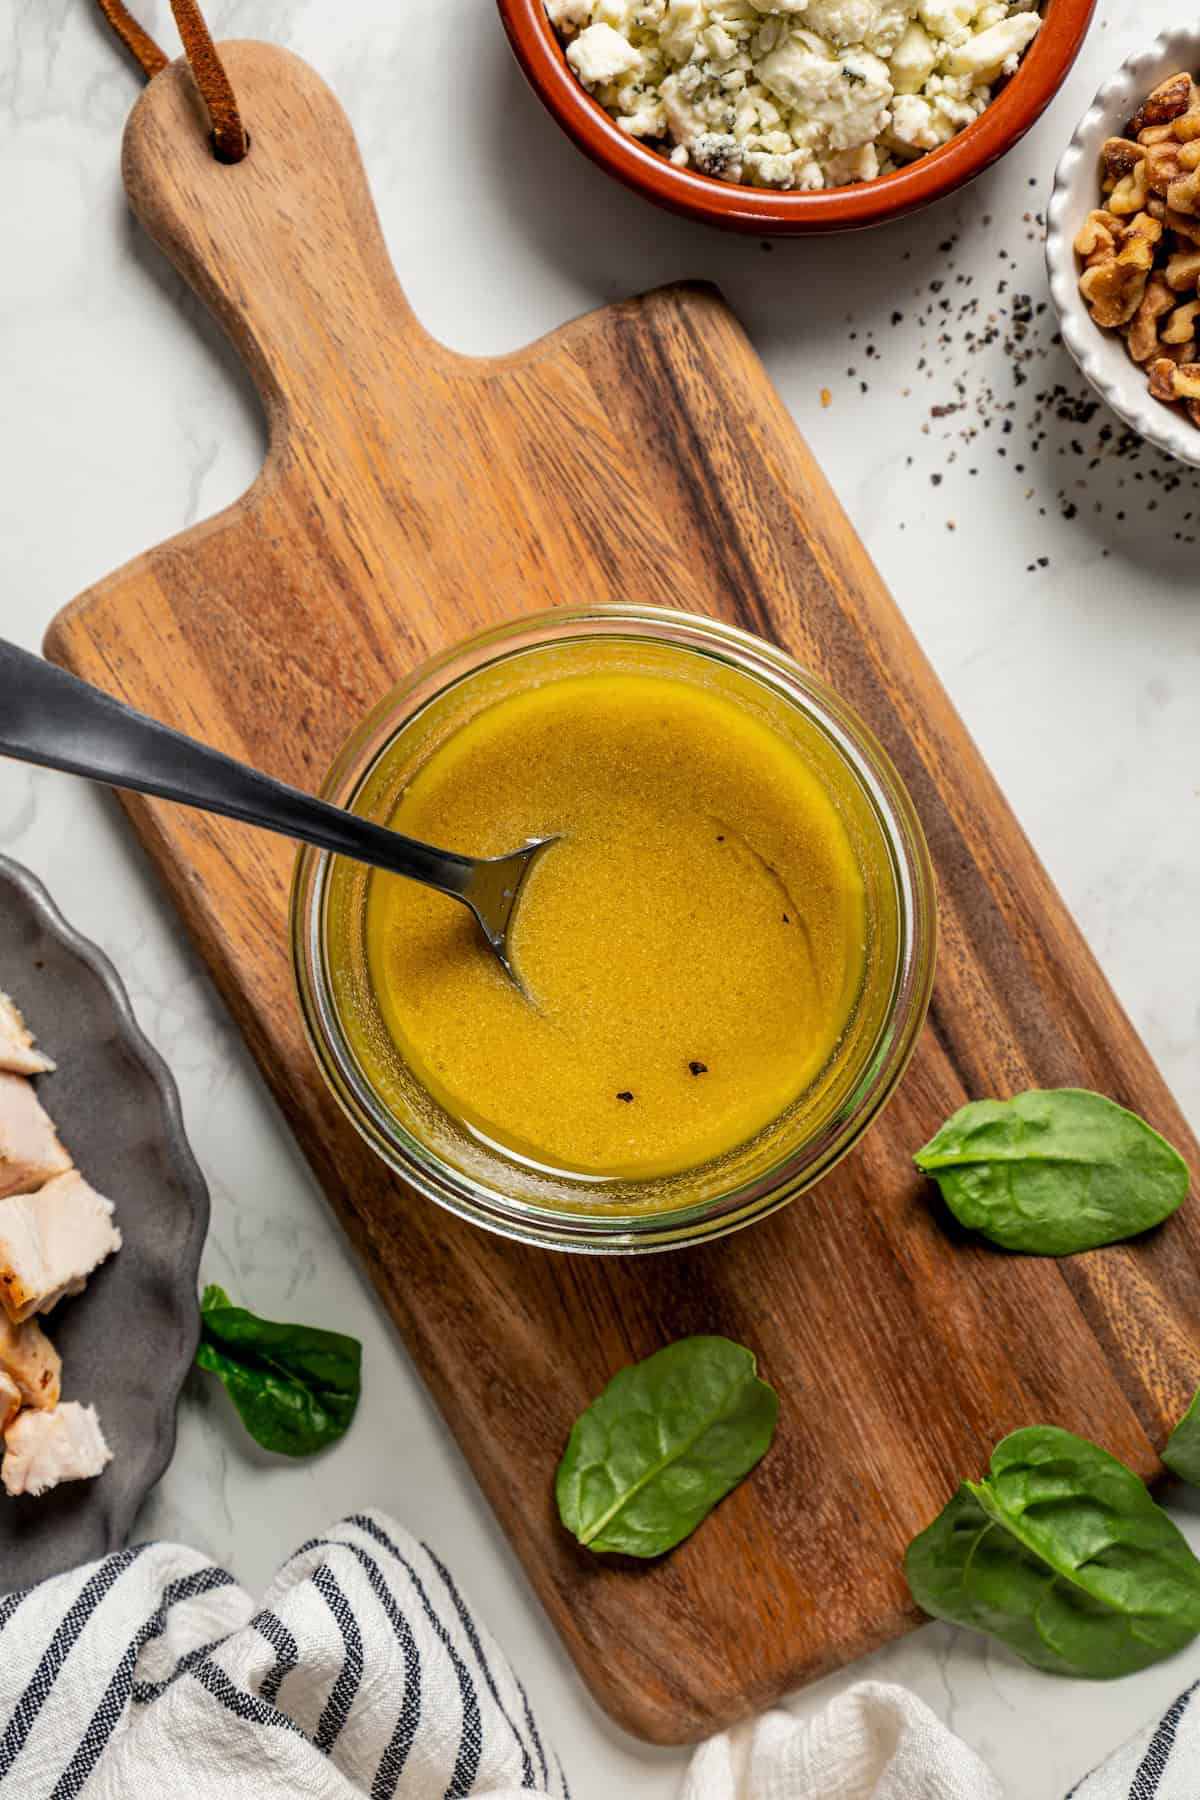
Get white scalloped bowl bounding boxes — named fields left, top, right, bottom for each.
left=1047, top=25, right=1200, bottom=469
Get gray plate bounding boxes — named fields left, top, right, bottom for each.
left=0, top=854, right=209, bottom=1590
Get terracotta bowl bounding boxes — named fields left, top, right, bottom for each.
left=497, top=0, right=1098, bottom=233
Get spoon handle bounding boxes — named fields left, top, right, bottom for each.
left=0, top=638, right=475, bottom=897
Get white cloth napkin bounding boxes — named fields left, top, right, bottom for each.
left=683, top=1684, right=1002, bottom=1799
left=1, top=1512, right=1198, bottom=1798
left=687, top=1678, right=1200, bottom=1799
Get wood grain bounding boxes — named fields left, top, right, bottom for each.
left=47, top=42, right=1200, bottom=1745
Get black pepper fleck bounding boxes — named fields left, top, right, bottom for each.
left=837, top=228, right=1200, bottom=564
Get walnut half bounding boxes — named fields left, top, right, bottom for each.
left=1148, top=357, right=1200, bottom=402
left=1126, top=275, right=1175, bottom=361
left=1078, top=210, right=1162, bottom=327
left=1129, top=72, right=1195, bottom=138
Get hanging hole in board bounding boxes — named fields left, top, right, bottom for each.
left=211, top=129, right=251, bottom=165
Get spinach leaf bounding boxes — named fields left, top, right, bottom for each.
left=556, top=1336, right=777, bottom=1558
left=913, top=1089, right=1189, bottom=1255
left=1164, top=1388, right=1200, bottom=1487
left=195, top=1284, right=362, bottom=1458
left=905, top=1426, right=1200, bottom=1677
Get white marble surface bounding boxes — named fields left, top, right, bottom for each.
left=3, top=0, right=1200, bottom=1793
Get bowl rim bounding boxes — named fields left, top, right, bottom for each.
left=497, top=0, right=1099, bottom=233
left=290, top=605, right=938, bottom=1255
left=1046, top=23, right=1200, bottom=470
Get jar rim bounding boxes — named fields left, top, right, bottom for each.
left=290, top=605, right=938, bottom=1254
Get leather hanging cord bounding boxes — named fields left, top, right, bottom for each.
left=93, top=0, right=169, bottom=78
left=168, top=0, right=250, bottom=162
left=94, top=0, right=249, bottom=164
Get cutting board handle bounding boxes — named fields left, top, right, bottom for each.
left=121, top=40, right=437, bottom=436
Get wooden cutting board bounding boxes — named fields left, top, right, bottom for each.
left=48, top=41, right=1200, bottom=1746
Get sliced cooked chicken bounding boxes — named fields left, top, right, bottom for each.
left=0, top=1170, right=121, bottom=1324
left=2, top=1402, right=112, bottom=1497
left=0, top=1072, right=71, bottom=1200
left=0, top=1310, right=60, bottom=1410
left=0, top=993, right=54, bottom=1077
left=0, top=1373, right=19, bottom=1434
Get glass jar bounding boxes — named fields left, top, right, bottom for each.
left=291, top=605, right=937, bottom=1253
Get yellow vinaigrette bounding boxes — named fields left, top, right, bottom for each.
left=350, top=666, right=868, bottom=1180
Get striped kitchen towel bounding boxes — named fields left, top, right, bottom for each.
left=0, top=1512, right=568, bottom=1798
left=1066, top=1681, right=1200, bottom=1799
left=2, top=1514, right=1198, bottom=1800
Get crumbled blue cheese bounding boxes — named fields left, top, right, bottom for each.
left=546, top=0, right=1042, bottom=188
left=566, top=21, right=644, bottom=82
left=942, top=8, right=1038, bottom=81
left=756, top=40, right=893, bottom=151
left=889, top=21, right=937, bottom=92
